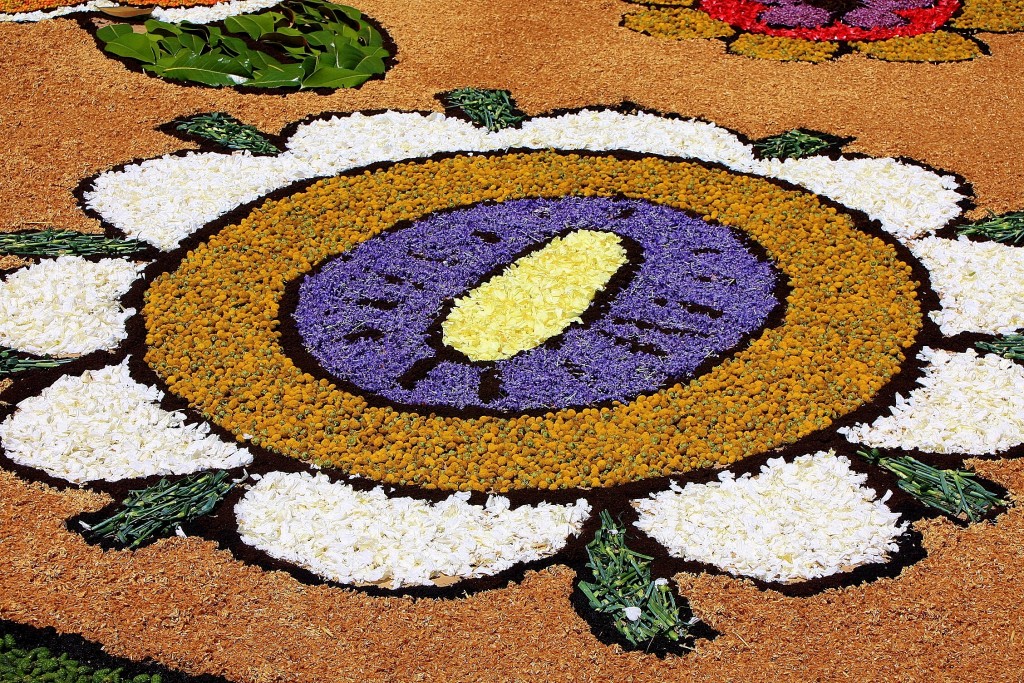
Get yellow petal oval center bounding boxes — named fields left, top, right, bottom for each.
left=442, top=229, right=628, bottom=361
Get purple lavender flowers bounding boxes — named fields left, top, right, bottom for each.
left=293, top=197, right=780, bottom=413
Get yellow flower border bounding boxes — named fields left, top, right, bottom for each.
left=143, top=151, right=922, bottom=492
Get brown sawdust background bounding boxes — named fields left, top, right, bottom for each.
left=1, top=0, right=1024, bottom=680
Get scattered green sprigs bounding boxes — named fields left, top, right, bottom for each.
left=753, top=129, right=843, bottom=160
left=976, top=331, right=1024, bottom=361
left=858, top=449, right=1009, bottom=523
left=85, top=470, right=237, bottom=549
left=0, top=348, right=73, bottom=377
left=578, top=511, right=699, bottom=649
left=175, top=113, right=280, bottom=155
left=443, top=88, right=525, bottom=132
left=956, top=211, right=1024, bottom=245
left=97, top=0, right=389, bottom=89
left=0, top=632, right=161, bottom=683
left=0, top=230, right=146, bottom=258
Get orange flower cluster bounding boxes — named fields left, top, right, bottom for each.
left=143, top=151, right=922, bottom=492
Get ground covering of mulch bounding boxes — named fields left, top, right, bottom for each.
left=2, top=0, right=1024, bottom=681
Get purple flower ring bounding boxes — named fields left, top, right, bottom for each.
left=291, top=197, right=781, bottom=414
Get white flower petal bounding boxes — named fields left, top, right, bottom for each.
left=0, top=360, right=252, bottom=482
left=633, top=451, right=907, bottom=583
left=0, top=256, right=144, bottom=356
left=840, top=347, right=1024, bottom=454
left=235, top=471, right=591, bottom=588
left=910, top=236, right=1024, bottom=335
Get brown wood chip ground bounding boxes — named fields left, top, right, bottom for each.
left=2, top=0, right=1024, bottom=680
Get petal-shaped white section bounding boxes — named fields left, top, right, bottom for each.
left=0, top=0, right=285, bottom=24
left=151, top=0, right=285, bottom=23
left=0, top=256, right=144, bottom=356
left=235, top=471, right=591, bottom=588
left=84, top=153, right=300, bottom=251
left=910, top=236, right=1024, bottom=335
left=83, top=111, right=967, bottom=251
left=0, top=0, right=113, bottom=22
left=0, top=361, right=252, bottom=483
left=761, top=156, right=964, bottom=241
left=633, top=452, right=907, bottom=584
left=840, top=348, right=1024, bottom=454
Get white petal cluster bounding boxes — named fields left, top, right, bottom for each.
left=633, top=452, right=907, bottom=583
left=83, top=110, right=967, bottom=251
left=151, top=0, right=285, bottom=23
left=0, top=0, right=278, bottom=23
left=0, top=256, right=144, bottom=356
left=0, top=361, right=252, bottom=482
left=0, top=0, right=114, bottom=22
left=910, top=236, right=1024, bottom=335
left=840, top=347, right=1024, bottom=454
left=235, top=470, right=591, bottom=588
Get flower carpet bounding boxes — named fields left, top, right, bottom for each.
left=1, top=0, right=1023, bottom=680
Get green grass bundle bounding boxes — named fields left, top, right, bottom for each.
left=578, top=510, right=699, bottom=648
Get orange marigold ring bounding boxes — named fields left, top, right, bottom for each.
left=142, top=150, right=923, bottom=493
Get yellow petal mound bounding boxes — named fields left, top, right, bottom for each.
left=442, top=230, right=628, bottom=361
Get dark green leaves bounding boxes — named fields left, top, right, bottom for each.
left=0, top=632, right=163, bottom=683
left=976, top=331, right=1024, bottom=361
left=578, top=511, right=700, bottom=649
left=753, top=129, right=846, bottom=160
left=858, top=449, right=1009, bottom=523
left=442, top=88, right=525, bottom=132
left=175, top=112, right=280, bottom=155
left=84, top=470, right=238, bottom=549
left=0, top=348, right=72, bottom=377
left=956, top=211, right=1024, bottom=245
left=0, top=230, right=146, bottom=257
left=96, top=0, right=390, bottom=90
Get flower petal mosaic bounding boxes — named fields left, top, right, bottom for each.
left=1, top=106, right=1022, bottom=656
left=622, top=0, right=1024, bottom=62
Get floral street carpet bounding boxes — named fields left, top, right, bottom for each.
left=0, top=0, right=1023, bottom=680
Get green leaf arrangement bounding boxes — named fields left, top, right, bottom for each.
left=175, top=112, right=280, bottom=154
left=442, top=88, right=525, bottom=131
left=0, top=348, right=73, bottom=377
left=84, top=470, right=238, bottom=549
left=578, top=510, right=699, bottom=649
left=0, top=632, right=161, bottom=683
left=976, top=331, right=1024, bottom=361
left=0, top=230, right=146, bottom=257
left=858, top=449, right=1009, bottom=523
left=753, top=129, right=844, bottom=160
left=96, top=1, right=389, bottom=90
left=956, top=211, right=1024, bottom=245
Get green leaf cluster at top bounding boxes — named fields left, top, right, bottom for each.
left=96, top=0, right=389, bottom=89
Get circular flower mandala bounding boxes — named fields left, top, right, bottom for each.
left=2, top=109, right=1022, bottom=647
left=623, top=0, right=1024, bottom=62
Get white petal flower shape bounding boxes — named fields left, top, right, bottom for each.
left=235, top=471, right=591, bottom=588
left=910, top=236, right=1024, bottom=336
left=0, top=256, right=144, bottom=356
left=840, top=348, right=1024, bottom=455
left=0, top=360, right=252, bottom=483
left=633, top=452, right=907, bottom=583
left=7, top=108, right=1021, bottom=600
